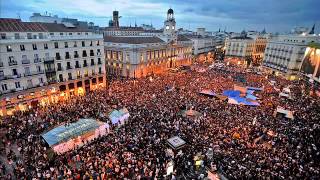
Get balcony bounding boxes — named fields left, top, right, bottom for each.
left=57, top=67, right=64, bottom=71
left=0, top=62, right=3, bottom=67
left=24, top=71, right=44, bottom=77
left=0, top=74, right=22, bottom=80
left=97, top=52, right=102, bottom=56
left=75, top=65, right=81, bottom=68
left=34, top=58, right=42, bottom=63
left=45, top=68, right=56, bottom=73
left=44, top=57, right=54, bottom=63
left=74, top=54, right=79, bottom=58
left=22, top=59, right=30, bottom=64
left=91, top=62, right=95, bottom=66
left=65, top=55, right=70, bottom=59
left=83, top=63, right=88, bottom=67
left=90, top=53, right=95, bottom=57
left=66, top=66, right=73, bottom=70
left=9, top=61, right=18, bottom=66
left=98, top=61, right=102, bottom=65
left=56, top=56, right=62, bottom=60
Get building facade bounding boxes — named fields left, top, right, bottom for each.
left=0, top=18, right=106, bottom=116
left=225, top=31, right=268, bottom=66
left=262, top=34, right=320, bottom=80
left=299, top=42, right=320, bottom=83
left=104, top=36, right=192, bottom=79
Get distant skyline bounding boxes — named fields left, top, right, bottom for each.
left=1, top=0, right=319, bottom=33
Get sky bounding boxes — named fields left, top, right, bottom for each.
left=0, top=0, right=319, bottom=33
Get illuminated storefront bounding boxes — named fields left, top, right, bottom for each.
left=300, top=42, right=320, bottom=82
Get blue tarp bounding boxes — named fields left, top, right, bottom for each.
left=246, top=94, right=258, bottom=100
left=223, top=90, right=241, bottom=97
left=230, top=97, right=260, bottom=106
left=247, top=90, right=255, bottom=95
left=42, top=119, right=101, bottom=146
left=247, top=86, right=263, bottom=91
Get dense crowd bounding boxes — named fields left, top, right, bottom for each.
left=0, top=63, right=319, bottom=179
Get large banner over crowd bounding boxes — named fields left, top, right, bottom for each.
left=41, top=119, right=109, bottom=154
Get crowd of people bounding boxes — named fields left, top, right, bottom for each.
left=0, top=62, right=319, bottom=179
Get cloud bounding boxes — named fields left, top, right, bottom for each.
left=1, top=0, right=319, bottom=33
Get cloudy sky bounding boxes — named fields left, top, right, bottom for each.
left=1, top=0, right=319, bottom=33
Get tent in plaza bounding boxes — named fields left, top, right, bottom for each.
left=41, top=119, right=108, bottom=154
left=199, top=89, right=215, bottom=97
left=274, top=106, right=294, bottom=119
left=247, top=86, right=264, bottom=91
left=234, top=85, right=247, bottom=94
left=223, top=90, right=241, bottom=97
left=109, top=108, right=130, bottom=125
left=228, top=97, right=260, bottom=106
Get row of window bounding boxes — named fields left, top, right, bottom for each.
left=55, top=49, right=101, bottom=60
left=5, top=41, right=101, bottom=53
left=1, top=77, right=44, bottom=92
left=0, top=66, right=43, bottom=78
left=56, top=58, right=102, bottom=70
left=57, top=67, right=103, bottom=82
left=0, top=32, right=90, bottom=40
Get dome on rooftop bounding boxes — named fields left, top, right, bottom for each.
left=168, top=8, right=174, bottom=14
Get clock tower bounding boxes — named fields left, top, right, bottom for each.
left=163, top=8, right=176, bottom=36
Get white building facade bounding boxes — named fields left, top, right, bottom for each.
left=263, top=34, right=320, bottom=80
left=0, top=18, right=106, bottom=116
left=104, top=36, right=193, bottom=78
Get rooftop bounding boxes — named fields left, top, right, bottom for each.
left=0, top=18, right=47, bottom=32
left=0, top=18, right=92, bottom=32
left=104, top=36, right=165, bottom=44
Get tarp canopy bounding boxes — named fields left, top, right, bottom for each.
left=223, top=90, right=241, bottom=97
left=42, top=119, right=102, bottom=146
left=109, top=108, right=130, bottom=125
left=247, top=90, right=255, bottom=95
left=199, top=89, right=215, bottom=97
left=234, top=85, right=247, bottom=94
left=214, top=94, right=228, bottom=101
left=228, top=97, right=260, bottom=106
left=247, top=86, right=263, bottom=91
left=246, top=94, right=258, bottom=100
left=275, top=106, right=294, bottom=119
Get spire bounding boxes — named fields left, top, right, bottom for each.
left=261, top=27, right=266, bottom=34
left=224, top=26, right=226, bottom=32
left=135, top=19, right=137, bottom=27
left=309, top=23, right=315, bottom=34
left=218, top=28, right=220, bottom=32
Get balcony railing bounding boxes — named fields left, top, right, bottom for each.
left=65, top=55, right=70, bottom=59
left=57, top=67, right=64, bottom=71
left=9, top=61, right=18, bottom=66
left=74, top=55, right=79, bottom=58
left=0, top=62, right=3, bottom=67
left=0, top=74, right=22, bottom=80
left=90, top=53, right=95, bottom=56
left=56, top=56, right=62, bottom=60
left=75, top=65, right=81, bottom=68
left=21, top=59, right=30, bottom=64
left=44, top=57, right=54, bottom=62
left=24, top=70, right=44, bottom=77
left=45, top=68, right=56, bottom=73
left=34, top=58, right=42, bottom=63
left=66, top=66, right=73, bottom=70
left=83, top=63, right=88, bottom=67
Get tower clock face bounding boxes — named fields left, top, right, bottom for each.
left=166, top=25, right=170, bottom=30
